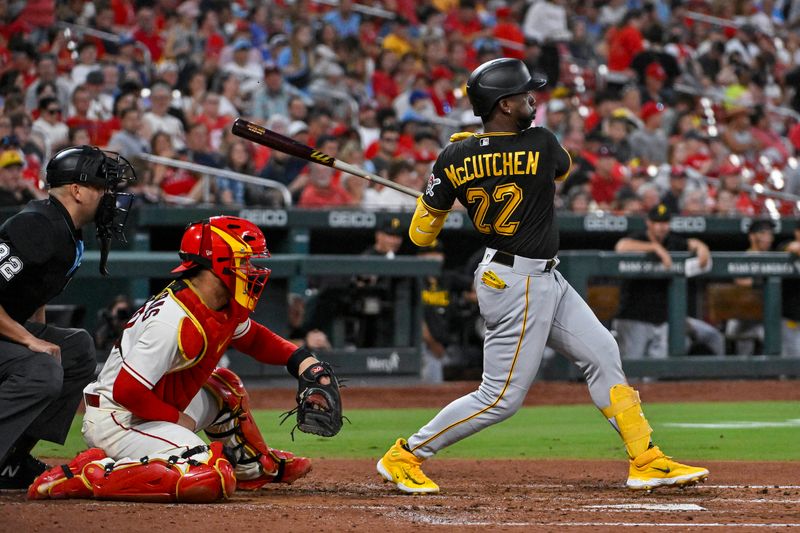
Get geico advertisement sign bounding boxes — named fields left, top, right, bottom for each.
left=238, top=209, right=289, bottom=226
left=329, top=211, right=377, bottom=228
left=670, top=217, right=706, bottom=233
left=583, top=214, right=628, bottom=232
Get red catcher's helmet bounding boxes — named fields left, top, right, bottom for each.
left=172, top=216, right=270, bottom=312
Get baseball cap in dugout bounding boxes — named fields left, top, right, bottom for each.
left=747, top=218, right=775, bottom=234
left=378, top=216, right=404, bottom=236
left=647, top=203, right=672, bottom=222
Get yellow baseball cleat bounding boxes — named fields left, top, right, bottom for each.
left=377, top=438, right=439, bottom=494
left=627, top=446, right=709, bottom=490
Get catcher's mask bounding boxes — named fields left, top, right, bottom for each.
left=172, top=216, right=271, bottom=313
left=466, top=57, right=547, bottom=117
left=46, top=145, right=137, bottom=275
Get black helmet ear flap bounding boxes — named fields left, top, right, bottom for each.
left=46, top=145, right=106, bottom=187
left=76, top=147, right=104, bottom=185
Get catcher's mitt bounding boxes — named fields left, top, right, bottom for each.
left=291, top=361, right=343, bottom=437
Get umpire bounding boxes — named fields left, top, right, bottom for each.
left=0, top=145, right=135, bottom=489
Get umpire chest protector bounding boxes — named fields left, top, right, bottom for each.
left=0, top=197, right=83, bottom=324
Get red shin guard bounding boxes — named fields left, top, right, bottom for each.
left=205, top=367, right=311, bottom=488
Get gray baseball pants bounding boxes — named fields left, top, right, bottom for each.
left=409, top=250, right=627, bottom=458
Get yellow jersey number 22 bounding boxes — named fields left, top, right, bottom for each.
left=465, top=183, right=522, bottom=236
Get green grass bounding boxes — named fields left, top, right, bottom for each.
left=34, top=401, right=800, bottom=462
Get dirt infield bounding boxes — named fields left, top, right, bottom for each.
left=2, top=380, right=798, bottom=532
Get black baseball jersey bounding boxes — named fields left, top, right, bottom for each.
left=423, top=128, right=571, bottom=259
left=0, top=197, right=84, bottom=324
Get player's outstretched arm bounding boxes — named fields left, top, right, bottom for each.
left=232, top=319, right=298, bottom=365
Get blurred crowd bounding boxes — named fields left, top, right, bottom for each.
left=0, top=0, right=799, bottom=217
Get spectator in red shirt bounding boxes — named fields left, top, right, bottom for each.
left=444, top=0, right=486, bottom=43
left=428, top=65, right=456, bottom=117
left=749, top=106, right=790, bottom=164
left=7, top=43, right=37, bottom=89
left=297, top=163, right=353, bottom=208
left=297, top=137, right=352, bottom=208
left=150, top=131, right=201, bottom=204
left=606, top=9, right=644, bottom=75
left=132, top=6, right=164, bottom=63
left=640, top=62, right=670, bottom=105
left=111, top=0, right=136, bottom=28
left=590, top=144, right=626, bottom=209
left=65, top=85, right=110, bottom=146
left=194, top=92, right=232, bottom=151
left=493, top=7, right=525, bottom=60
left=714, top=163, right=756, bottom=216
left=789, top=122, right=800, bottom=154
left=371, top=50, right=401, bottom=109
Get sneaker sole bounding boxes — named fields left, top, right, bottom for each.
left=376, top=459, right=439, bottom=494
left=627, top=470, right=709, bottom=490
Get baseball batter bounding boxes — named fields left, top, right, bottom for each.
left=377, top=58, right=709, bottom=493
left=28, top=216, right=341, bottom=502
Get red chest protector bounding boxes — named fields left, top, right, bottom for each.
left=151, top=281, right=244, bottom=411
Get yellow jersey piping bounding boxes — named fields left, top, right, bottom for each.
left=419, top=197, right=451, bottom=216
left=556, top=146, right=572, bottom=182
left=167, top=283, right=208, bottom=368
left=412, top=275, right=531, bottom=453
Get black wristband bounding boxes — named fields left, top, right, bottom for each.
left=287, top=346, right=313, bottom=379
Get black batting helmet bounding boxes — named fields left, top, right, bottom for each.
left=466, top=58, right=547, bottom=117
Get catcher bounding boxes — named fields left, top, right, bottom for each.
left=28, top=216, right=342, bottom=502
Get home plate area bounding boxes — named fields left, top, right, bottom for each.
left=368, top=476, right=800, bottom=530
left=3, top=459, right=799, bottom=532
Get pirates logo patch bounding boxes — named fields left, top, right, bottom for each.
left=425, top=173, right=441, bottom=196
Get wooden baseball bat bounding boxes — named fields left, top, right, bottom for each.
left=231, top=118, right=422, bottom=198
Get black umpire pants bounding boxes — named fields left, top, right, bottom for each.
left=0, top=322, right=96, bottom=463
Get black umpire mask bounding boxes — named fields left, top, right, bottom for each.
left=46, top=146, right=137, bottom=275
left=94, top=153, right=136, bottom=276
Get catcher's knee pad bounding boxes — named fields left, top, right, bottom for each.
left=27, top=447, right=108, bottom=500
left=204, top=368, right=279, bottom=477
left=91, top=442, right=235, bottom=503
left=204, top=367, right=311, bottom=488
left=600, top=384, right=653, bottom=459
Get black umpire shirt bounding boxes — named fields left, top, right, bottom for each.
left=423, top=128, right=571, bottom=259
left=0, top=197, right=84, bottom=325
left=616, top=231, right=688, bottom=324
